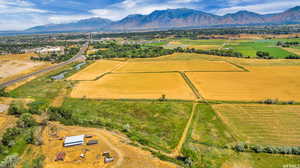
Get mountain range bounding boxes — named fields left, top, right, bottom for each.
left=27, top=6, right=300, bottom=33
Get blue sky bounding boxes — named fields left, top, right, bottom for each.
left=1, top=0, right=300, bottom=30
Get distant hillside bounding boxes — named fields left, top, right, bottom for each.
left=27, top=6, right=300, bottom=32
left=27, top=17, right=112, bottom=32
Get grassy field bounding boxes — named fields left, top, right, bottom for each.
left=62, top=99, right=193, bottom=152
left=71, top=73, right=196, bottom=100
left=224, top=40, right=295, bottom=58
left=186, top=66, right=300, bottom=101
left=181, top=104, right=300, bottom=168
left=68, top=60, right=124, bottom=81
left=115, top=59, right=241, bottom=72
left=212, top=104, right=300, bottom=146
left=9, top=63, right=83, bottom=105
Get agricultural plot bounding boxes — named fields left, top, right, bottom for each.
left=187, top=66, right=300, bottom=101
left=62, top=99, right=193, bottom=152
left=282, top=47, right=300, bottom=56
left=212, top=104, right=300, bottom=146
left=68, top=60, right=124, bottom=81
left=224, top=40, right=295, bottom=58
left=187, top=45, right=220, bottom=50
left=115, top=60, right=241, bottom=72
left=71, top=73, right=196, bottom=100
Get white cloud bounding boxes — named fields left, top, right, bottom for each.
left=0, top=0, right=48, bottom=14
left=215, top=0, right=300, bottom=15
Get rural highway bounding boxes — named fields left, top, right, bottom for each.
left=0, top=42, right=89, bottom=89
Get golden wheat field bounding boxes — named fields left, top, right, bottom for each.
left=70, top=73, right=196, bottom=100
left=187, top=66, right=300, bottom=101
left=115, top=60, right=241, bottom=72
left=68, top=60, right=124, bottom=80
left=213, top=104, right=300, bottom=146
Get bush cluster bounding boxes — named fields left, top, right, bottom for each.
left=261, top=99, right=295, bottom=105
left=231, top=142, right=300, bottom=155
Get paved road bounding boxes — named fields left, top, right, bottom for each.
left=0, top=42, right=89, bottom=89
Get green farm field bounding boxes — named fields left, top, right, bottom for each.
left=224, top=40, right=295, bottom=58
left=182, top=104, right=300, bottom=168
left=61, top=99, right=193, bottom=153
left=212, top=104, right=300, bottom=146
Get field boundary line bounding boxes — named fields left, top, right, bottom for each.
left=225, top=61, right=250, bottom=72
left=171, top=102, right=198, bottom=157
left=179, top=72, right=206, bottom=102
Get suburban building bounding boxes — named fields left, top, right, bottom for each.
left=64, top=135, right=85, bottom=147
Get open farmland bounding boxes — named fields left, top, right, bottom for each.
left=71, top=73, right=196, bottom=100
left=115, top=59, right=242, bottom=73
left=224, top=40, right=295, bottom=58
left=187, top=66, right=300, bottom=101
left=212, top=104, right=300, bottom=146
left=61, top=99, right=193, bottom=152
left=68, top=60, right=124, bottom=81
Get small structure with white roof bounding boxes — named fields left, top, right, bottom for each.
left=64, top=135, right=85, bottom=147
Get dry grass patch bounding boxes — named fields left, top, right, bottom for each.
left=187, top=66, right=300, bottom=101
left=213, top=104, right=300, bottom=146
left=282, top=47, right=300, bottom=56
left=188, top=45, right=220, bottom=50
left=68, top=60, right=124, bottom=81
left=71, top=73, right=196, bottom=100
left=115, top=60, right=241, bottom=72
left=42, top=123, right=177, bottom=168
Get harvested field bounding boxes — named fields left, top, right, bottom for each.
left=68, top=60, right=124, bottom=81
left=187, top=66, right=300, bottom=101
left=71, top=73, right=196, bottom=100
left=213, top=104, right=300, bottom=146
left=42, top=123, right=177, bottom=168
left=115, top=60, right=241, bottom=72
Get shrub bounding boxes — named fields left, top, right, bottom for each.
left=234, top=142, right=246, bottom=152
left=1, top=128, right=21, bottom=146
left=48, top=107, right=72, bottom=121
left=0, top=154, right=19, bottom=168
left=17, top=113, right=37, bottom=128
left=8, top=101, right=27, bottom=116
left=0, top=88, right=8, bottom=97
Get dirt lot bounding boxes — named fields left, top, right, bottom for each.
left=68, top=60, right=125, bottom=81
left=187, top=66, right=300, bottom=101
left=42, top=123, right=178, bottom=168
left=71, top=73, right=196, bottom=100
left=213, top=104, right=300, bottom=146
left=0, top=53, right=50, bottom=83
left=115, top=60, right=241, bottom=73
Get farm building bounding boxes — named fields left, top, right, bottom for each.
left=64, top=135, right=85, bottom=147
